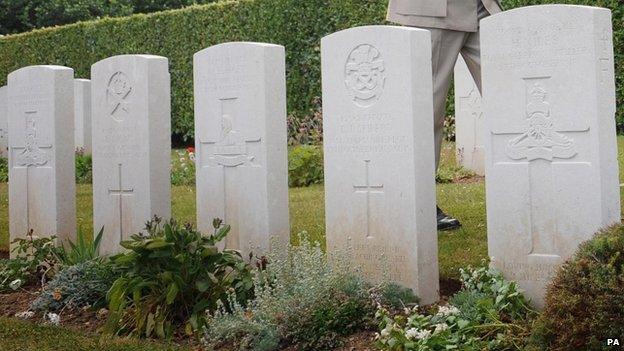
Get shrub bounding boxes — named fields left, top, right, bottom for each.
left=204, top=236, right=377, bottom=351
left=57, top=227, right=104, bottom=266
left=528, top=225, right=624, bottom=351
left=376, top=265, right=535, bottom=350
left=75, top=151, right=93, bottom=184
left=0, top=157, right=7, bottom=182
left=30, top=259, right=117, bottom=313
left=288, top=145, right=324, bottom=187
left=105, top=217, right=254, bottom=338
left=0, top=0, right=621, bottom=140
left=171, top=148, right=196, bottom=186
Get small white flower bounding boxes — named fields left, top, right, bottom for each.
left=405, top=327, right=419, bottom=340
left=374, top=332, right=380, bottom=340
left=45, top=312, right=60, bottom=325
left=9, top=279, right=22, bottom=290
left=14, top=311, right=34, bottom=319
left=380, top=323, right=393, bottom=337
left=415, top=329, right=432, bottom=340
left=433, top=323, right=449, bottom=334
left=437, top=305, right=460, bottom=317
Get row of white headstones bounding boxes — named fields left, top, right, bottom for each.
left=0, top=5, right=620, bottom=308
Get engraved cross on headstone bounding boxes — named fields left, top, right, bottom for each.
left=108, top=163, right=134, bottom=243
left=10, top=110, right=52, bottom=230
left=353, top=159, right=384, bottom=239
left=492, top=78, right=588, bottom=258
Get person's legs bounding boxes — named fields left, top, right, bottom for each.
left=429, top=28, right=469, bottom=230
left=429, top=28, right=470, bottom=169
left=460, top=1, right=491, bottom=94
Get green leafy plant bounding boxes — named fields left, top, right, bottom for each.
left=0, top=157, right=8, bottom=182
left=105, top=217, right=254, bottom=339
left=75, top=151, right=92, bottom=184
left=171, top=148, right=196, bottom=186
left=528, top=224, right=624, bottom=351
left=376, top=265, right=535, bottom=350
left=204, top=235, right=376, bottom=351
left=0, top=231, right=63, bottom=292
left=30, top=259, right=118, bottom=313
left=288, top=145, right=324, bottom=187
left=56, top=227, right=104, bottom=266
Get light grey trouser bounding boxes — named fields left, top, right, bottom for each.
left=428, top=2, right=490, bottom=168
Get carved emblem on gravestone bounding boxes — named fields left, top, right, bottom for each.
left=345, top=44, right=386, bottom=108
left=107, top=71, right=132, bottom=122
left=505, top=83, right=577, bottom=161
left=16, top=112, right=51, bottom=167
left=199, top=99, right=261, bottom=169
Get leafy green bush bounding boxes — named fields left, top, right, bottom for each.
left=171, top=148, right=195, bottom=186
left=30, top=259, right=117, bottom=312
left=105, top=217, right=254, bottom=338
left=204, top=236, right=377, bottom=351
left=0, top=232, right=63, bottom=292
left=528, top=225, right=624, bottom=351
left=288, top=145, right=324, bottom=187
left=0, top=157, right=7, bottom=182
left=376, top=265, right=535, bottom=350
left=57, top=227, right=104, bottom=266
left=75, top=151, right=93, bottom=184
left=0, top=0, right=621, bottom=139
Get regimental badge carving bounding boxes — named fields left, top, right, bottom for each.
left=16, top=112, right=50, bottom=167
left=345, top=44, right=386, bottom=108
left=199, top=98, right=261, bottom=169
left=505, top=83, right=577, bottom=161
left=107, top=71, right=132, bottom=122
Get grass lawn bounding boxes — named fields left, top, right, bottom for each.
left=0, top=317, right=192, bottom=351
left=2, top=138, right=624, bottom=279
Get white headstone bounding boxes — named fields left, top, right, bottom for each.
left=322, top=26, right=439, bottom=304
left=0, top=86, right=7, bottom=158
left=91, top=55, right=171, bottom=256
left=8, top=66, right=76, bottom=256
left=482, top=5, right=620, bottom=307
left=454, top=56, right=484, bottom=176
left=74, top=79, right=92, bottom=154
left=193, top=42, right=290, bottom=256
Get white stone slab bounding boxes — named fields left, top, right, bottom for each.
left=454, top=56, right=484, bottom=176
left=193, top=42, right=290, bottom=256
left=482, top=5, right=620, bottom=308
left=0, top=86, right=8, bottom=158
left=322, top=26, right=439, bottom=304
left=8, top=66, right=76, bottom=256
left=91, top=55, right=171, bottom=256
left=74, top=79, right=92, bottom=154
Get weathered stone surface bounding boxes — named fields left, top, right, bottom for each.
left=482, top=5, right=620, bottom=307
left=454, top=56, right=484, bottom=176
left=91, top=55, right=171, bottom=255
left=74, top=79, right=92, bottom=154
left=0, top=86, right=8, bottom=158
left=322, top=26, right=439, bottom=304
left=193, top=42, right=290, bottom=256
left=8, top=66, right=76, bottom=256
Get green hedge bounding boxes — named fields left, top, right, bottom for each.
left=0, top=0, right=621, bottom=141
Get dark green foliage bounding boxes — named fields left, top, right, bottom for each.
left=0, top=157, right=7, bottom=182
left=30, top=259, right=117, bottom=312
left=1, top=0, right=621, bottom=139
left=529, top=224, right=624, bottom=351
left=0, top=232, right=63, bottom=292
left=288, top=145, right=323, bottom=187
left=105, top=217, right=254, bottom=338
left=374, top=282, right=420, bottom=311
left=57, top=227, right=104, bottom=266
left=75, top=151, right=93, bottom=184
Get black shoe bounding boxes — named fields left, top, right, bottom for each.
left=437, top=206, right=461, bottom=231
